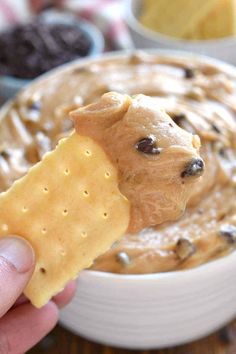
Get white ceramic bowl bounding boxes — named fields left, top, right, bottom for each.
left=126, top=0, right=236, bottom=65
left=1, top=50, right=236, bottom=349
left=60, top=253, right=236, bottom=349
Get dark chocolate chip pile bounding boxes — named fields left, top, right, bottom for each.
left=0, top=19, right=91, bottom=79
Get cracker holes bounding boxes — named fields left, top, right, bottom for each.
left=1, top=224, right=8, bottom=232
left=43, top=187, right=49, bottom=193
left=60, top=250, right=66, bottom=256
left=81, top=231, right=87, bottom=238
left=83, top=190, right=89, bottom=197
left=105, top=171, right=111, bottom=179
left=64, top=168, right=70, bottom=176
left=62, top=209, right=68, bottom=216
left=103, top=212, right=108, bottom=219
left=85, top=150, right=91, bottom=156
left=41, top=227, right=47, bottom=234
left=22, top=206, right=28, bottom=213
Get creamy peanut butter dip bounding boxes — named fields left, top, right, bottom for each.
left=0, top=52, right=236, bottom=274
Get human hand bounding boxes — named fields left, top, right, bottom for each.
left=0, top=236, right=76, bottom=354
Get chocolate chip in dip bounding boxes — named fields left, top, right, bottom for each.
left=176, top=238, right=196, bottom=261
left=116, top=252, right=131, bottom=266
left=184, top=67, right=195, bottom=79
left=219, top=225, right=236, bottom=244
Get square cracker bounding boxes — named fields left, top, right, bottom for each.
left=0, top=132, right=130, bottom=307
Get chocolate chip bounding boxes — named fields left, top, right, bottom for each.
left=116, top=252, right=131, bottom=266
left=184, top=68, right=195, bottom=79
left=172, top=113, right=186, bottom=126
left=211, top=123, right=221, bottom=134
left=25, top=100, right=42, bottom=122
left=218, top=148, right=225, bottom=157
left=135, top=135, right=161, bottom=155
left=0, top=150, right=10, bottom=159
left=218, top=326, right=236, bottom=344
left=29, top=100, right=42, bottom=111
left=40, top=267, right=46, bottom=274
left=219, top=224, right=236, bottom=244
left=181, top=158, right=204, bottom=178
left=213, top=141, right=225, bottom=157
left=176, top=238, right=196, bottom=260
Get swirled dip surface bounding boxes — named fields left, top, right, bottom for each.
left=1, top=52, right=236, bottom=273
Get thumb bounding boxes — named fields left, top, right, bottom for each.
left=0, top=236, right=35, bottom=317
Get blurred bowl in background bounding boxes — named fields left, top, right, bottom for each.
left=126, top=0, right=236, bottom=65
left=0, top=11, right=104, bottom=102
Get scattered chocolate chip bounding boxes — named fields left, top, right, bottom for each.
left=176, top=238, right=196, bottom=260
left=29, top=100, right=42, bottom=111
left=40, top=267, right=46, bottom=274
left=219, top=224, right=236, bottom=244
left=0, top=150, right=10, bottom=159
left=211, top=123, right=221, bottom=134
left=25, top=101, right=42, bottom=122
left=184, top=68, right=195, bottom=79
left=181, top=158, right=204, bottom=178
left=172, top=113, right=186, bottom=126
left=213, top=141, right=225, bottom=157
left=218, top=326, right=236, bottom=344
left=116, top=252, right=131, bottom=266
left=135, top=135, right=161, bottom=155
left=219, top=149, right=225, bottom=157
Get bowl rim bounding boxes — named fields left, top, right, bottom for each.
left=1, top=48, right=236, bottom=281
left=126, top=0, right=236, bottom=46
left=83, top=249, right=236, bottom=281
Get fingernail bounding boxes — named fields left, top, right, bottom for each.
left=0, top=236, right=35, bottom=273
